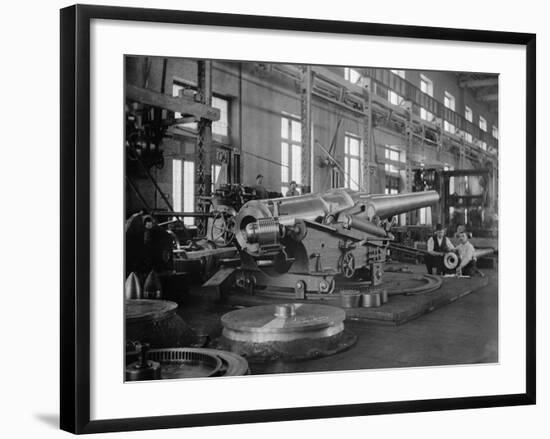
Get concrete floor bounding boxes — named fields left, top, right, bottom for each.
left=178, top=267, right=498, bottom=375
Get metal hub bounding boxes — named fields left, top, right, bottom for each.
left=218, top=303, right=355, bottom=361
left=221, top=303, right=345, bottom=343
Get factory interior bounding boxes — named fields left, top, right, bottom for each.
left=124, top=56, right=499, bottom=380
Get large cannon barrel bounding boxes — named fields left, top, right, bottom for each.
left=234, top=189, right=357, bottom=250
left=357, top=190, right=440, bottom=219
left=234, top=188, right=439, bottom=253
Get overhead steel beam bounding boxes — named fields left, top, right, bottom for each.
left=126, top=84, right=220, bottom=121
left=459, top=77, right=499, bottom=88
left=478, top=93, right=498, bottom=102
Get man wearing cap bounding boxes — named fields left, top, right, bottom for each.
left=454, top=230, right=477, bottom=276
left=425, top=223, right=454, bottom=275
left=252, top=174, right=269, bottom=199
left=285, top=180, right=300, bottom=197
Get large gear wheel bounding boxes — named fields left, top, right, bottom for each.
left=209, top=211, right=235, bottom=247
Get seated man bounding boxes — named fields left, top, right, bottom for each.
left=285, top=180, right=300, bottom=197
left=454, top=231, right=477, bottom=276
left=425, top=223, right=454, bottom=275
left=251, top=174, right=269, bottom=200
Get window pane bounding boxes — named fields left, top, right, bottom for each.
left=291, top=120, right=302, bottom=142
left=465, top=106, right=473, bottom=122
left=479, top=116, right=487, bottom=131
left=172, top=83, right=197, bottom=130
left=391, top=69, right=405, bottom=79
left=281, top=165, right=289, bottom=183
left=350, top=158, right=359, bottom=190
left=172, top=159, right=182, bottom=212
left=281, top=142, right=289, bottom=166
left=212, top=96, right=228, bottom=137
left=183, top=161, right=195, bottom=225
left=281, top=117, right=289, bottom=139
left=292, top=144, right=302, bottom=184
left=349, top=137, right=359, bottom=156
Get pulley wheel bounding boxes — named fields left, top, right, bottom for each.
left=443, top=252, right=460, bottom=270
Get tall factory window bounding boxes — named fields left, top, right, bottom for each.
left=183, top=160, right=195, bottom=225
left=464, top=106, right=473, bottom=143
left=419, top=207, right=432, bottom=225
left=390, top=69, right=406, bottom=79
left=465, top=106, right=473, bottom=122
left=420, top=74, right=434, bottom=121
left=281, top=115, right=302, bottom=195
left=344, top=134, right=361, bottom=190
left=212, top=96, right=229, bottom=138
left=344, top=68, right=362, bottom=84
left=492, top=125, right=499, bottom=139
left=479, top=116, right=487, bottom=132
left=385, top=176, right=400, bottom=194
left=443, top=91, right=456, bottom=134
left=211, top=164, right=222, bottom=192
left=388, top=90, right=404, bottom=106
left=172, top=159, right=182, bottom=212
left=173, top=159, right=194, bottom=225
left=172, top=82, right=198, bottom=130
left=384, top=147, right=401, bottom=175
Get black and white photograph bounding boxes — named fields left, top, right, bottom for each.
left=124, top=56, right=500, bottom=381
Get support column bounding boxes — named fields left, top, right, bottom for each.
left=362, top=79, right=374, bottom=193
left=300, top=66, right=312, bottom=193
left=405, top=112, right=414, bottom=224
left=196, top=60, right=213, bottom=234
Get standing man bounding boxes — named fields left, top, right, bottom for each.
left=285, top=180, right=300, bottom=197
left=425, top=223, right=454, bottom=275
left=252, top=174, right=269, bottom=199
left=454, top=231, right=477, bottom=276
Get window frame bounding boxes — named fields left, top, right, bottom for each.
left=281, top=114, right=303, bottom=194
left=420, top=74, right=434, bottom=121
left=344, top=133, right=362, bottom=190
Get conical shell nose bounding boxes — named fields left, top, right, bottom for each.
left=143, top=270, right=162, bottom=299
left=125, top=272, right=142, bottom=299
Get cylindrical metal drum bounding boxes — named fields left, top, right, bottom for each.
left=340, top=290, right=361, bottom=308
left=361, top=292, right=382, bottom=308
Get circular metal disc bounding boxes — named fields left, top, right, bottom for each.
left=221, top=303, right=345, bottom=335
left=125, top=299, right=178, bottom=323
left=148, top=348, right=223, bottom=379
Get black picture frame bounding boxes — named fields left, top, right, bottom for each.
left=60, top=4, right=536, bottom=434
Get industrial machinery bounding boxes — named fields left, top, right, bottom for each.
left=224, top=188, right=439, bottom=297
left=413, top=167, right=496, bottom=237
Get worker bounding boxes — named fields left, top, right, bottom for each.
left=251, top=174, right=269, bottom=199
left=285, top=180, right=300, bottom=197
left=425, top=223, right=454, bottom=275
left=454, top=231, right=477, bottom=276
